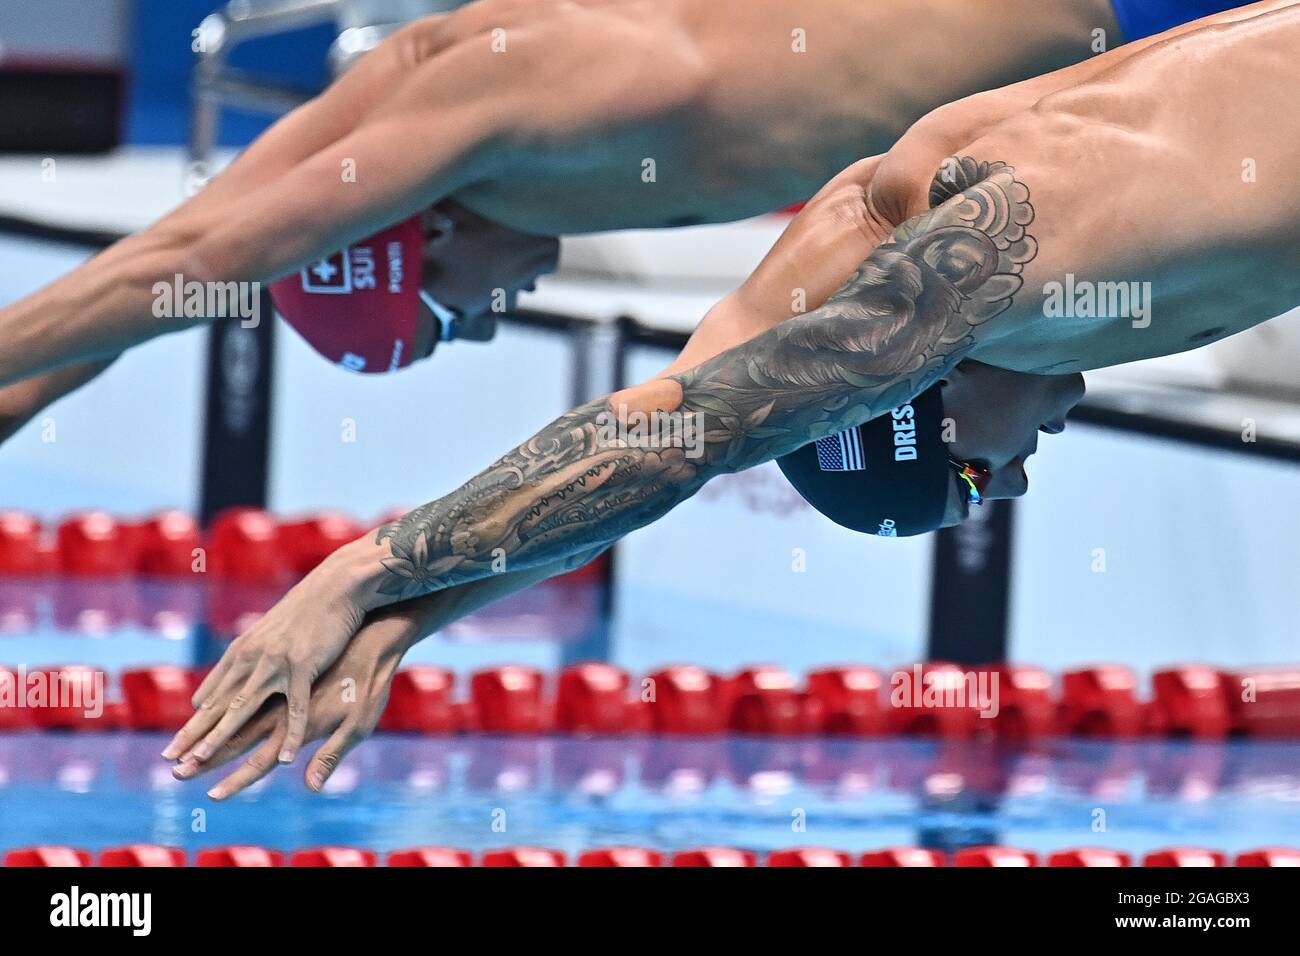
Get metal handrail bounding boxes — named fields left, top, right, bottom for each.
left=188, top=0, right=344, bottom=186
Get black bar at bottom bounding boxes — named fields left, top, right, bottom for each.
left=0, top=865, right=1284, bottom=941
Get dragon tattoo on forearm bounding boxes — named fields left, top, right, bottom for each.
left=374, top=157, right=1038, bottom=600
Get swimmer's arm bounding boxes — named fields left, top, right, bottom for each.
left=0, top=22, right=548, bottom=387
left=329, top=160, right=1038, bottom=611
left=367, top=546, right=610, bottom=649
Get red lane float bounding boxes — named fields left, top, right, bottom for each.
left=58, top=512, right=131, bottom=577
left=388, top=847, right=474, bottom=867
left=208, top=508, right=289, bottom=584
left=671, top=848, right=757, bottom=867
left=1047, top=848, right=1132, bottom=867
left=555, top=663, right=630, bottom=734
left=4, top=846, right=92, bottom=867
left=98, top=845, right=186, bottom=867
left=0, top=512, right=44, bottom=575
left=860, top=848, right=945, bottom=867
left=1142, top=848, right=1227, bottom=867
left=578, top=847, right=663, bottom=867
left=728, top=665, right=806, bottom=735
left=196, top=846, right=285, bottom=867
left=0, top=665, right=29, bottom=730
left=953, top=846, right=1038, bottom=867
left=768, top=848, right=852, bottom=867
left=1235, top=847, right=1300, bottom=867
left=131, top=512, right=202, bottom=577
left=889, top=662, right=982, bottom=738
left=1149, top=666, right=1231, bottom=738
left=27, top=666, right=112, bottom=731
left=1223, top=668, right=1300, bottom=736
left=1058, top=666, right=1144, bottom=737
left=471, top=667, right=549, bottom=734
left=121, top=666, right=201, bottom=731
left=290, top=847, right=378, bottom=867
left=481, top=848, right=566, bottom=867
left=806, top=667, right=888, bottom=735
left=986, top=665, right=1056, bottom=739
left=646, top=665, right=726, bottom=734
left=279, top=513, right=364, bottom=575
left=378, top=667, right=458, bottom=734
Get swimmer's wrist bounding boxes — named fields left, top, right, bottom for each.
left=324, top=536, right=403, bottom=614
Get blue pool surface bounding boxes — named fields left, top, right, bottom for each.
left=1, top=733, right=1297, bottom=860
left=2, top=578, right=1299, bottom=860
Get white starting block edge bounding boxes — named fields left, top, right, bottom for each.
left=0, top=147, right=238, bottom=236
left=2, top=147, right=1298, bottom=450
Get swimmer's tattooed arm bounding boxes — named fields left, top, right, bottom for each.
left=367, top=158, right=1038, bottom=601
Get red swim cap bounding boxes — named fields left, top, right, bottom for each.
left=270, top=215, right=435, bottom=374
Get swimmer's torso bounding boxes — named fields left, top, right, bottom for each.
left=969, top=7, right=1300, bottom=373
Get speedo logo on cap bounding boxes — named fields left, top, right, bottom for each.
left=890, top=404, right=920, bottom=461
left=877, top=519, right=898, bottom=537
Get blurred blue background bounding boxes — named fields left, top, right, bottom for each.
left=127, top=0, right=334, bottom=146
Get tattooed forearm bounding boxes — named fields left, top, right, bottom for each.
left=373, top=158, right=1037, bottom=601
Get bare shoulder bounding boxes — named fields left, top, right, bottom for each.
left=480, top=1, right=713, bottom=126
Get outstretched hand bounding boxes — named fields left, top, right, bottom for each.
left=170, top=599, right=417, bottom=799
left=161, top=543, right=386, bottom=770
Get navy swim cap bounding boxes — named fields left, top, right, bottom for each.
left=777, top=384, right=952, bottom=537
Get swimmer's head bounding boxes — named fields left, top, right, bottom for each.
left=937, top=360, right=1086, bottom=527
left=271, top=202, right=559, bottom=375
left=411, top=200, right=561, bottom=358
left=778, top=359, right=1084, bottom=538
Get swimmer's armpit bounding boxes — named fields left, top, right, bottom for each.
left=364, top=158, right=1039, bottom=602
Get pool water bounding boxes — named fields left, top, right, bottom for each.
left=2, top=732, right=1297, bottom=860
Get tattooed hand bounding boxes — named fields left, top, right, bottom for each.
left=167, top=157, right=1038, bottom=787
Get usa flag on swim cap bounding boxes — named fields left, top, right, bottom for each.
left=776, top=384, right=951, bottom=538
left=815, top=429, right=866, bottom=472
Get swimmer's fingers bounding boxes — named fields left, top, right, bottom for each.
left=276, top=668, right=313, bottom=766
left=174, top=699, right=283, bottom=781
left=206, top=727, right=288, bottom=802
left=162, top=658, right=255, bottom=761
left=189, top=653, right=235, bottom=709
left=186, top=660, right=283, bottom=764
left=184, top=711, right=366, bottom=798
left=305, top=719, right=369, bottom=793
